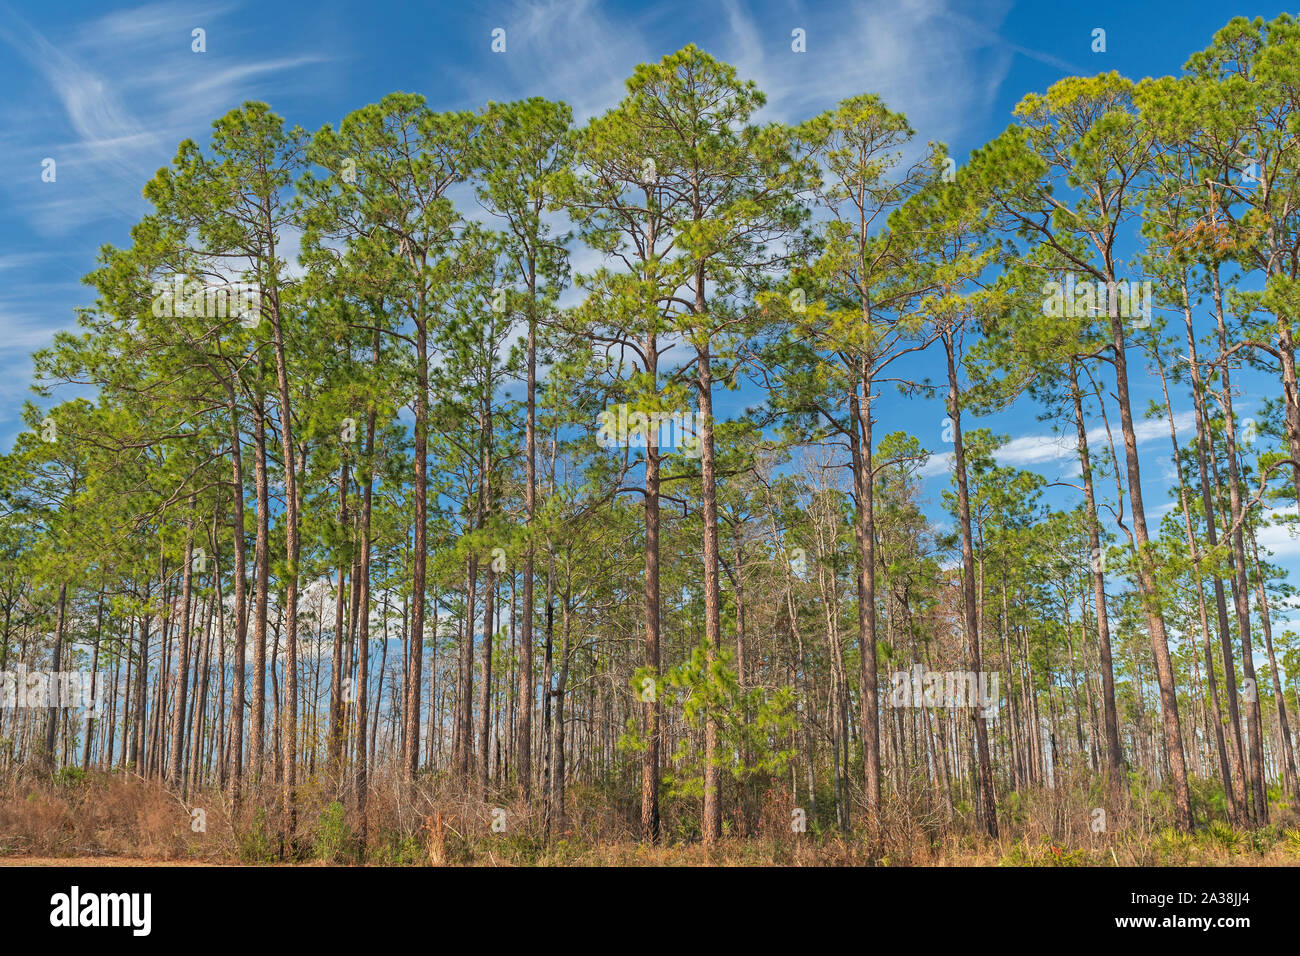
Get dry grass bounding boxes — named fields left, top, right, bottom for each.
left=2, top=766, right=1299, bottom=866
left=0, top=771, right=234, bottom=862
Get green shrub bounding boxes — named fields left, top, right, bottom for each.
left=236, top=808, right=276, bottom=864
left=1152, top=827, right=1194, bottom=865
left=1201, top=820, right=1242, bottom=853
left=314, top=801, right=352, bottom=863
left=53, top=766, right=86, bottom=788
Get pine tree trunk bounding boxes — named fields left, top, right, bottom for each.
left=851, top=368, right=883, bottom=829
left=1212, top=270, right=1267, bottom=822
left=697, top=340, right=724, bottom=846
left=944, top=330, right=997, bottom=838
left=1182, top=290, right=1248, bottom=824
left=1108, top=311, right=1193, bottom=830
left=519, top=302, right=537, bottom=804
left=1248, top=526, right=1299, bottom=803
left=328, top=462, right=348, bottom=779
left=167, top=511, right=195, bottom=786
left=1155, top=313, right=1235, bottom=815
left=1068, top=362, right=1124, bottom=785
left=250, top=397, right=270, bottom=784
left=406, top=311, right=429, bottom=780
left=641, top=333, right=662, bottom=844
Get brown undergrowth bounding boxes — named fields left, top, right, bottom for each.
left=2, top=765, right=1298, bottom=866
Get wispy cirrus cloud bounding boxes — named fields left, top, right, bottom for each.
left=713, top=0, right=1018, bottom=142
left=0, top=1, right=337, bottom=235
left=437, top=0, right=655, bottom=121
left=452, top=0, right=1031, bottom=150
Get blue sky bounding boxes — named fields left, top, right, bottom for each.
left=2, top=0, right=1299, bottom=612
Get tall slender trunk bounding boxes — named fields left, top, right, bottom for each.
left=461, top=556, right=477, bottom=780
left=82, top=584, right=105, bottom=772
left=42, top=582, right=69, bottom=769
left=251, top=395, right=270, bottom=784
left=406, top=309, right=429, bottom=779
left=223, top=387, right=250, bottom=800
left=266, top=261, right=301, bottom=847
left=696, top=335, right=724, bottom=847
left=131, top=607, right=150, bottom=772
left=167, top=506, right=196, bottom=786
left=1152, top=316, right=1234, bottom=814
left=1211, top=268, right=1267, bottom=822
left=549, top=582, right=571, bottom=828
left=1248, top=525, right=1299, bottom=803
left=541, top=556, right=556, bottom=832
left=1068, top=361, right=1124, bottom=785
left=850, top=368, right=882, bottom=828
left=641, top=332, right=662, bottom=844
left=477, top=395, right=496, bottom=797
left=354, top=358, right=374, bottom=823
left=1274, top=315, right=1300, bottom=515
left=519, top=295, right=537, bottom=803
left=192, top=523, right=219, bottom=794
left=328, top=462, right=349, bottom=778
left=1181, top=279, right=1248, bottom=824
left=944, top=329, right=997, bottom=838
left=1107, top=309, right=1193, bottom=830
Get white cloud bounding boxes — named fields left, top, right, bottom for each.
left=1255, top=504, right=1300, bottom=560
left=919, top=409, right=1198, bottom=480
left=919, top=449, right=952, bottom=478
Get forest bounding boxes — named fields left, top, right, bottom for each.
left=4, top=13, right=1300, bottom=867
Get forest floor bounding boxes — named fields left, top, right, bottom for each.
left=5, top=772, right=1300, bottom=866
left=0, top=856, right=230, bottom=866
left=3, top=846, right=1300, bottom=866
